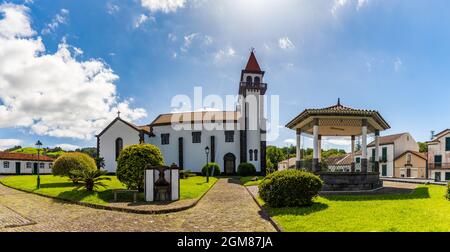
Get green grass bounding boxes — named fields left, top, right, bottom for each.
left=12, top=147, right=65, bottom=158
left=240, top=176, right=264, bottom=186
left=0, top=175, right=217, bottom=206
left=262, top=185, right=450, bottom=232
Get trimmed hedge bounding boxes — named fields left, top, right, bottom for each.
left=52, top=152, right=97, bottom=183
left=116, top=144, right=164, bottom=192
left=201, top=162, right=221, bottom=176
left=237, top=162, right=256, bottom=176
left=259, top=169, right=323, bottom=207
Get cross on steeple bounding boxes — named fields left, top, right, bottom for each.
left=250, top=47, right=255, bottom=53
left=337, top=98, right=341, bottom=106
left=117, top=110, right=121, bottom=118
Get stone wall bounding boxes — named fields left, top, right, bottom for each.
left=318, top=172, right=382, bottom=191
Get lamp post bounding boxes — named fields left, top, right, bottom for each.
left=205, top=146, right=210, bottom=183
left=35, top=140, right=42, bottom=189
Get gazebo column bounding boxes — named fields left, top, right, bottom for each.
left=361, top=119, right=368, bottom=173
left=312, top=119, right=320, bottom=172
left=374, top=130, right=380, bottom=173
left=296, top=129, right=302, bottom=169
left=318, top=135, right=322, bottom=160
left=351, top=135, right=355, bottom=172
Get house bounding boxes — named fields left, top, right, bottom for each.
left=277, top=157, right=296, bottom=170
left=427, top=129, right=450, bottom=181
left=97, top=51, right=268, bottom=174
left=0, top=152, right=54, bottom=175
left=367, top=133, right=420, bottom=178
left=393, top=150, right=427, bottom=179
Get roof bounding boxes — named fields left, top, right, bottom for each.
left=394, top=150, right=427, bottom=161
left=244, top=51, right=262, bottom=72
left=150, top=111, right=240, bottom=126
left=367, top=133, right=407, bottom=147
left=97, top=117, right=153, bottom=137
left=427, top=129, right=450, bottom=144
left=285, top=100, right=391, bottom=130
left=0, top=152, right=54, bottom=162
left=334, top=151, right=362, bottom=165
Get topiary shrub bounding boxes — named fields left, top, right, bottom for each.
left=259, top=169, right=323, bottom=208
left=237, top=162, right=256, bottom=176
left=201, top=162, right=221, bottom=177
left=116, top=144, right=164, bottom=192
left=52, top=152, right=97, bottom=183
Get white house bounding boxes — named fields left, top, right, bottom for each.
left=0, top=152, right=53, bottom=175
left=97, top=51, right=268, bottom=175
left=366, top=133, right=419, bottom=177
left=427, top=129, right=450, bottom=181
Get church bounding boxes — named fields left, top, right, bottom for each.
left=96, top=51, right=268, bottom=175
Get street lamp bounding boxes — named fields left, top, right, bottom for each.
left=205, top=146, right=210, bottom=183
left=35, top=140, right=42, bottom=189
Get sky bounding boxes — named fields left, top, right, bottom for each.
left=0, top=0, right=450, bottom=152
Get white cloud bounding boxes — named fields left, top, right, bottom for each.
left=41, top=8, right=69, bottom=35
left=106, top=3, right=120, bottom=15
left=394, top=57, right=403, bottom=72
left=283, top=138, right=296, bottom=146
left=53, top=143, right=80, bottom=151
left=140, top=0, right=187, bottom=13
left=0, top=4, right=146, bottom=140
left=278, top=37, right=295, bottom=50
left=0, top=139, right=22, bottom=150
left=331, top=0, right=369, bottom=16
left=214, top=47, right=236, bottom=62
left=134, top=14, right=154, bottom=28
left=168, top=32, right=177, bottom=42
left=180, top=32, right=212, bottom=52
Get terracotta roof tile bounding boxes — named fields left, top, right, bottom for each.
left=0, top=152, right=54, bottom=162
left=368, top=133, right=406, bottom=147
left=244, top=51, right=262, bottom=72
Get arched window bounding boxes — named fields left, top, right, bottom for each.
left=249, top=149, right=253, bottom=161
left=246, top=76, right=252, bottom=84
left=254, top=149, right=258, bottom=161
left=115, top=138, right=123, bottom=160
left=254, top=76, right=260, bottom=84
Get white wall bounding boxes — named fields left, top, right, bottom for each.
left=0, top=160, right=52, bottom=174
left=394, top=133, right=419, bottom=157
left=429, top=170, right=450, bottom=182
left=428, top=132, right=450, bottom=164
left=368, top=144, right=394, bottom=177
left=99, top=120, right=141, bottom=173
left=147, top=122, right=242, bottom=173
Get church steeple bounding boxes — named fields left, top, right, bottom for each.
left=245, top=50, right=262, bottom=72
left=239, top=50, right=266, bottom=95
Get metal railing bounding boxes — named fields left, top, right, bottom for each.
left=428, top=163, right=450, bottom=170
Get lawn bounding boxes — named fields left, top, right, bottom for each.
left=240, top=176, right=264, bottom=186
left=263, top=185, right=450, bottom=232
left=0, top=175, right=217, bottom=206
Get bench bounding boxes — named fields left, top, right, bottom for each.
left=112, top=189, right=139, bottom=203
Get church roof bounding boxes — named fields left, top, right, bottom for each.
left=96, top=117, right=153, bottom=137
left=245, top=51, right=262, bottom=72
left=150, top=111, right=241, bottom=126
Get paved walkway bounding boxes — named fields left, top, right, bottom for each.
left=0, top=178, right=275, bottom=232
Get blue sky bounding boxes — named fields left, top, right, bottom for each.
left=0, top=0, right=450, bottom=151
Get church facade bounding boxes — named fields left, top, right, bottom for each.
left=96, top=52, right=268, bottom=175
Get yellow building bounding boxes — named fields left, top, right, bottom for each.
left=394, top=151, right=427, bottom=179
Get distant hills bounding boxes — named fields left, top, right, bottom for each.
left=5, top=146, right=97, bottom=158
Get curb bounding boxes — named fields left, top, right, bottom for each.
left=243, top=185, right=283, bottom=232
left=0, top=178, right=218, bottom=215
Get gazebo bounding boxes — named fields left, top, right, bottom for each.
left=285, top=99, right=391, bottom=191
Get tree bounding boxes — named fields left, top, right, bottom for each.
left=266, top=146, right=286, bottom=168
left=418, top=142, right=428, bottom=153
left=116, top=144, right=164, bottom=192
left=4, top=145, right=22, bottom=152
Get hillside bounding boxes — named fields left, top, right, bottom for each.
left=11, top=147, right=65, bottom=158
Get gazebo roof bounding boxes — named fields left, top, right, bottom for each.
left=285, top=100, right=390, bottom=136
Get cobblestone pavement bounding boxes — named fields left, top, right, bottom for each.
left=0, top=178, right=275, bottom=232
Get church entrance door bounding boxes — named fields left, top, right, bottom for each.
left=224, top=153, right=236, bottom=175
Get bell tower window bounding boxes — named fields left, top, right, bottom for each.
left=246, top=76, right=252, bottom=84
left=254, top=76, right=260, bottom=84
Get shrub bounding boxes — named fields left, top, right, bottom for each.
left=259, top=169, right=323, bottom=208
left=52, top=152, right=97, bottom=183
left=201, top=162, right=221, bottom=177
left=237, top=162, right=256, bottom=176
left=116, top=144, right=164, bottom=192
left=180, top=169, right=196, bottom=179
left=70, top=169, right=111, bottom=191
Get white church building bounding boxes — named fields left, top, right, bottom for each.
left=97, top=52, right=268, bottom=175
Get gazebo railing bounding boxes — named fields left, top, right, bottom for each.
left=294, top=159, right=380, bottom=173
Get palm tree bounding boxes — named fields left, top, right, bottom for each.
left=70, top=169, right=111, bottom=191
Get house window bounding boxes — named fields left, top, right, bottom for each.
left=445, top=172, right=450, bottom=181
left=356, top=157, right=361, bottom=163
left=406, top=153, right=412, bottom=164
left=192, top=132, right=201, bottom=143
left=3, top=161, right=9, bottom=169
left=115, top=138, right=123, bottom=160
left=225, top=131, right=234, bottom=143
left=39, top=163, right=45, bottom=169
left=446, top=137, right=450, bottom=151
left=435, top=155, right=442, bottom=164
left=382, top=147, right=388, bottom=161
left=254, top=149, right=258, bottom=161
left=26, top=162, right=32, bottom=169
left=249, top=150, right=253, bottom=161
left=381, top=165, right=387, bottom=176
left=371, top=149, right=375, bottom=162
left=161, top=134, right=170, bottom=145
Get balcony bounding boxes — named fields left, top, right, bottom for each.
left=429, top=163, right=450, bottom=170
left=239, top=82, right=267, bottom=95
